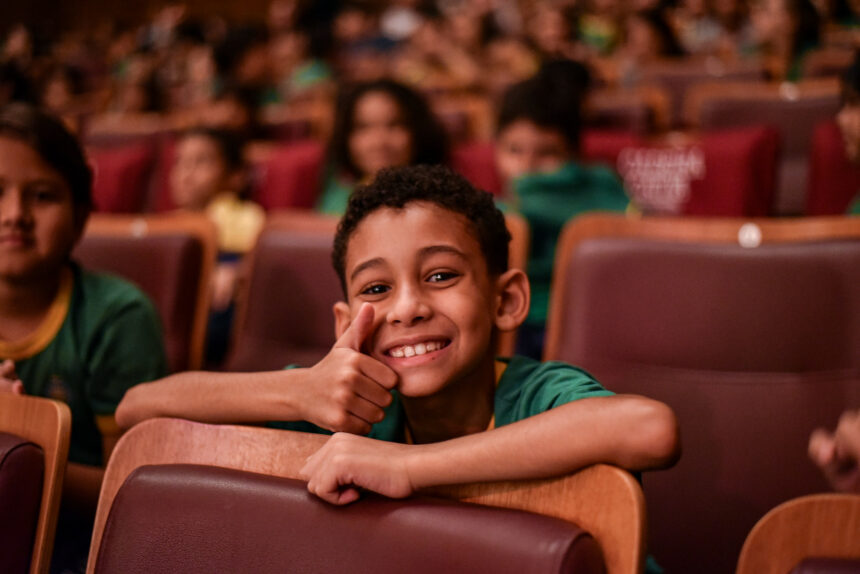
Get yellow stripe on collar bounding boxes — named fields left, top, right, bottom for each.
left=0, top=267, right=73, bottom=361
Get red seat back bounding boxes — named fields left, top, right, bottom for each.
left=616, top=126, right=779, bottom=216
left=545, top=215, right=860, bottom=574
left=87, top=142, right=157, bottom=213
left=806, top=121, right=860, bottom=215
left=0, top=432, right=43, bottom=574
left=95, top=464, right=604, bottom=574
left=256, top=141, right=326, bottom=210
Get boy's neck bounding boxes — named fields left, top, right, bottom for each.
left=0, top=267, right=66, bottom=341
left=399, top=354, right=497, bottom=444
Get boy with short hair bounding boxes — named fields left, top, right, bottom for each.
left=118, top=165, right=679, bottom=505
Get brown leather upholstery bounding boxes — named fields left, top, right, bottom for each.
left=691, top=80, right=842, bottom=214
left=74, top=230, right=210, bottom=372
left=225, top=213, right=342, bottom=371
left=0, top=432, right=44, bottom=574
left=637, top=58, right=765, bottom=129
left=546, top=219, right=860, bottom=574
left=791, top=559, right=860, bottom=574
left=95, top=464, right=604, bottom=574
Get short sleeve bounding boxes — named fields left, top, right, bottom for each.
left=84, top=288, right=168, bottom=415
left=495, top=357, right=614, bottom=426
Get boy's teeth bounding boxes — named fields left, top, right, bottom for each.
left=389, top=341, right=443, bottom=357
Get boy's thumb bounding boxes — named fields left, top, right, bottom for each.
left=335, top=303, right=375, bottom=352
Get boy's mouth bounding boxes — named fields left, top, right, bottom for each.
left=385, top=339, right=450, bottom=358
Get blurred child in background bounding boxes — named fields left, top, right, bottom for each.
left=318, top=78, right=448, bottom=214
left=170, top=126, right=264, bottom=364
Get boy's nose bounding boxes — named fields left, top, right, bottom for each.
left=386, top=285, right=432, bottom=326
left=0, top=187, right=30, bottom=226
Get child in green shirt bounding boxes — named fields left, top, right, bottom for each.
left=118, top=165, right=678, bottom=506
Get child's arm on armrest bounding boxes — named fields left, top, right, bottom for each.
left=301, top=394, right=680, bottom=505
left=116, top=304, right=398, bottom=433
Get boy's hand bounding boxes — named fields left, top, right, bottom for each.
left=300, top=304, right=398, bottom=435
left=809, top=410, right=860, bottom=494
left=0, top=360, right=24, bottom=394
left=300, top=432, right=415, bottom=505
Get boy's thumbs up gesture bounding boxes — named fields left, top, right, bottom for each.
left=300, top=303, right=398, bottom=435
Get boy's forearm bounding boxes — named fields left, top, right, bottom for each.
left=115, top=370, right=308, bottom=429
left=405, top=395, right=680, bottom=489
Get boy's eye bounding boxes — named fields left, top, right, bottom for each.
left=360, top=283, right=390, bottom=296
left=26, top=186, right=62, bottom=202
left=427, top=271, right=458, bottom=283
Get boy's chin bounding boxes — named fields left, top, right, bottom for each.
left=394, top=372, right=450, bottom=399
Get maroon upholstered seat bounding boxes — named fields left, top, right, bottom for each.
left=545, top=215, right=860, bottom=574
left=636, top=58, right=766, bottom=129
left=0, top=432, right=44, bottom=574
left=225, top=212, right=341, bottom=371
left=74, top=214, right=217, bottom=371
left=87, top=141, right=157, bottom=213
left=791, top=559, right=860, bottom=574
left=256, top=141, right=326, bottom=210
left=94, top=464, right=605, bottom=574
left=692, top=80, right=842, bottom=214
left=807, top=121, right=860, bottom=215
left=616, top=126, right=779, bottom=216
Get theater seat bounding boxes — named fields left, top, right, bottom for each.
left=87, top=141, right=157, bottom=213
left=256, top=141, right=326, bottom=210
left=94, top=464, right=604, bottom=574
left=736, top=494, right=860, bottom=574
left=545, top=214, right=860, bottom=574
left=225, top=210, right=530, bottom=372
left=450, top=130, right=645, bottom=198
left=0, top=432, right=43, bottom=574
left=74, top=214, right=217, bottom=372
left=615, top=126, right=779, bottom=216
left=0, top=393, right=71, bottom=574
left=807, top=121, right=860, bottom=215
left=688, top=78, right=842, bottom=214
left=88, top=418, right=645, bottom=574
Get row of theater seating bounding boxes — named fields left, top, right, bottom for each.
left=85, top=103, right=859, bottom=222
left=2, top=392, right=858, bottom=574
left=68, top=210, right=860, bottom=573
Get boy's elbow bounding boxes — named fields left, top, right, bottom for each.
left=115, top=385, right=145, bottom=430
left=620, top=398, right=681, bottom=470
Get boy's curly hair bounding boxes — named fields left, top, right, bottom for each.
left=332, top=165, right=510, bottom=294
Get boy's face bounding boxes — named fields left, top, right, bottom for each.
left=0, top=136, right=81, bottom=282
left=349, top=91, right=413, bottom=179
left=170, top=135, right=231, bottom=210
left=495, top=119, right=570, bottom=185
left=335, top=202, right=501, bottom=398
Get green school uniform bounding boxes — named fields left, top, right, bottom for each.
left=1, top=264, right=168, bottom=466
left=275, top=355, right=612, bottom=440
left=315, top=169, right=355, bottom=215
left=509, top=162, right=629, bottom=327
left=849, top=194, right=860, bottom=215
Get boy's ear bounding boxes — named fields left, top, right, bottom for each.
left=333, top=301, right=353, bottom=340
left=493, top=269, right=530, bottom=332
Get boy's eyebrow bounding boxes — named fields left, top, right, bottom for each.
left=350, top=257, right=385, bottom=282
left=418, top=245, right=469, bottom=262
left=348, top=245, right=469, bottom=282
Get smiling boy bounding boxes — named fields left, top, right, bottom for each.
left=118, top=165, right=679, bottom=504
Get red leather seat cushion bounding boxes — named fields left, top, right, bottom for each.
left=87, top=142, right=157, bottom=213
left=95, top=464, right=605, bottom=574
left=74, top=234, right=206, bottom=372
left=0, top=432, right=44, bottom=574
left=806, top=121, right=860, bottom=215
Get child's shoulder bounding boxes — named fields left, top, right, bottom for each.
left=494, top=355, right=614, bottom=425
left=73, top=265, right=159, bottom=317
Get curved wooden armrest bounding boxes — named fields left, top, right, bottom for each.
left=89, top=418, right=645, bottom=574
